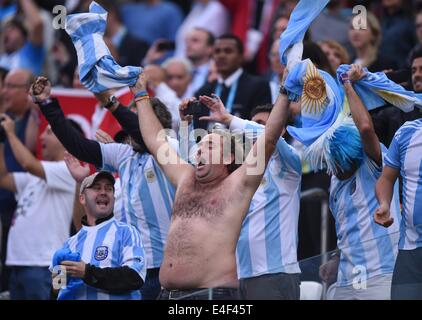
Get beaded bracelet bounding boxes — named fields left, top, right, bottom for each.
left=134, top=95, right=150, bottom=103
left=134, top=90, right=149, bottom=99
left=340, top=72, right=351, bottom=85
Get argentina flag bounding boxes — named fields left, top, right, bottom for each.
left=285, top=59, right=344, bottom=146
left=65, top=2, right=141, bottom=93
left=278, top=0, right=341, bottom=147
left=279, top=0, right=329, bottom=66
left=337, top=64, right=422, bottom=112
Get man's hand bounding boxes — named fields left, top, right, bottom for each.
left=60, top=260, right=87, bottom=279
left=179, top=98, right=195, bottom=123
left=130, top=73, right=148, bottom=96
left=64, top=151, right=90, bottom=183
left=347, top=64, right=366, bottom=82
left=94, top=89, right=117, bottom=107
left=95, top=129, right=114, bottom=144
left=144, top=65, right=165, bottom=90
left=0, top=114, right=15, bottom=136
left=374, top=203, right=394, bottom=228
left=30, top=76, right=52, bottom=102
left=143, top=39, right=169, bottom=65
left=319, top=255, right=339, bottom=286
left=198, top=94, right=233, bottom=125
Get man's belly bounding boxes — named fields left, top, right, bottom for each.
left=159, top=253, right=238, bottom=289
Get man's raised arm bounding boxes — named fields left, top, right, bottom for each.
left=132, top=74, right=192, bottom=187
left=1, top=114, right=45, bottom=179
left=341, top=64, right=381, bottom=165
left=234, top=91, right=290, bottom=191
left=32, top=77, right=103, bottom=168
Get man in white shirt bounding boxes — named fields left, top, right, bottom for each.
left=0, top=112, right=81, bottom=299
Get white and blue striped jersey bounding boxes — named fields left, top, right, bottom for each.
left=100, top=141, right=176, bottom=269
left=230, top=117, right=302, bottom=279
left=330, top=147, right=401, bottom=286
left=56, top=217, right=146, bottom=300
left=385, top=119, right=422, bottom=250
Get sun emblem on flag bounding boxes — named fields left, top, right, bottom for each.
left=302, top=63, right=328, bottom=114
left=376, top=89, right=410, bottom=110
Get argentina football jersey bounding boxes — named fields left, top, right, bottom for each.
left=330, top=146, right=401, bottom=286
left=56, top=217, right=145, bottom=300
left=230, top=118, right=302, bottom=278
left=100, top=140, right=177, bottom=269
left=385, top=119, right=422, bottom=250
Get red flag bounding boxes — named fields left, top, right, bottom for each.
left=37, top=87, right=134, bottom=158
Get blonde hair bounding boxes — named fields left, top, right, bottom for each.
left=352, top=12, right=382, bottom=68
left=319, top=40, right=350, bottom=65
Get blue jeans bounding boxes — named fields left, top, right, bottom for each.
left=9, top=266, right=51, bottom=300
left=391, top=248, right=422, bottom=300
left=141, top=268, right=161, bottom=300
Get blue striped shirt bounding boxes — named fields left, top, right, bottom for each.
left=55, top=217, right=145, bottom=300
left=230, top=117, right=302, bottom=279
left=100, top=142, right=176, bottom=269
left=330, top=147, right=401, bottom=286
left=65, top=1, right=140, bottom=93
left=385, top=119, right=422, bottom=250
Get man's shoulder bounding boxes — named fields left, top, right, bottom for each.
left=238, top=72, right=270, bottom=94
left=395, top=119, right=422, bottom=142
left=239, top=72, right=268, bottom=85
left=195, top=81, right=217, bottom=97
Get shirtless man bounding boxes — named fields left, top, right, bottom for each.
left=131, top=73, right=291, bottom=299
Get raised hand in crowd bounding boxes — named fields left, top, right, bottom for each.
left=198, top=94, right=233, bottom=125
left=142, top=39, right=172, bottom=66
left=0, top=113, right=15, bottom=137
left=94, top=89, right=118, bottom=110
left=143, top=65, right=166, bottom=91
left=30, top=76, right=52, bottom=102
left=129, top=72, right=148, bottom=96
left=346, top=64, right=366, bottom=82
left=95, top=129, right=115, bottom=144
left=178, top=98, right=196, bottom=124
left=64, top=151, right=90, bottom=184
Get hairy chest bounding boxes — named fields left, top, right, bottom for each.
left=172, top=186, right=228, bottom=221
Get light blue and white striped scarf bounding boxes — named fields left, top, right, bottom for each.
left=65, top=1, right=141, bottom=93
left=336, top=64, right=422, bottom=112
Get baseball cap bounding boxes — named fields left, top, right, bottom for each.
left=79, top=171, right=115, bottom=195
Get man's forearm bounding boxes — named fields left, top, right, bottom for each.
left=111, top=104, right=143, bottom=145
left=136, top=98, right=165, bottom=157
left=376, top=175, right=394, bottom=208
left=19, top=0, right=43, bottom=45
left=6, top=132, right=44, bottom=179
left=84, top=265, right=143, bottom=293
left=344, top=82, right=381, bottom=163
left=264, top=93, right=289, bottom=157
left=344, top=83, right=374, bottom=134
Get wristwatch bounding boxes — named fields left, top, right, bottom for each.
left=33, top=96, right=53, bottom=105
left=103, top=95, right=118, bottom=109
